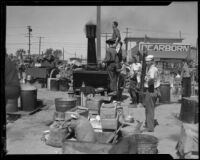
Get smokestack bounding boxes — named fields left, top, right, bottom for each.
left=85, top=24, right=97, bottom=66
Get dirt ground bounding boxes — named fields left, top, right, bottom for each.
left=6, top=88, right=183, bottom=157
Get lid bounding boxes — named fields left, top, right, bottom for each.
left=101, top=103, right=115, bottom=108
left=55, top=97, right=77, bottom=102
left=20, top=84, right=36, bottom=91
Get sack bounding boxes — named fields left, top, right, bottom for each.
left=70, top=116, right=96, bottom=142
left=45, top=121, right=69, bottom=148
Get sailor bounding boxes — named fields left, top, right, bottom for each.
left=102, top=38, right=120, bottom=95
left=129, top=56, right=142, bottom=107
left=142, top=55, right=160, bottom=132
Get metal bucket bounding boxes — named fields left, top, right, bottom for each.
left=21, top=89, right=37, bottom=111
left=159, top=83, right=170, bottom=103
left=6, top=99, right=18, bottom=112
left=55, top=97, right=77, bottom=112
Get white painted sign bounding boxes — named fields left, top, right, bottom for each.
left=139, top=43, right=190, bottom=52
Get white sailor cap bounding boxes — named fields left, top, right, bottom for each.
left=145, top=55, right=154, bottom=62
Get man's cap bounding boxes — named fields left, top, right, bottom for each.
left=145, top=55, right=154, bottom=62
left=106, top=39, right=115, bottom=44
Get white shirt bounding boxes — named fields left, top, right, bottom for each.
left=144, top=64, right=160, bottom=88
left=130, top=63, right=142, bottom=83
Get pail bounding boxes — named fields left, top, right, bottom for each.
left=55, top=97, right=77, bottom=112
left=48, top=78, right=59, bottom=91
left=20, top=85, right=37, bottom=111
left=159, top=83, right=170, bottom=103
left=6, top=99, right=18, bottom=112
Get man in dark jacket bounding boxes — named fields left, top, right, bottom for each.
left=102, top=39, right=119, bottom=95
left=5, top=55, right=20, bottom=104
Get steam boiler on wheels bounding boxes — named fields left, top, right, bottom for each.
left=73, top=24, right=110, bottom=94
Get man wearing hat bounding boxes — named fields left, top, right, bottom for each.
left=102, top=38, right=120, bottom=95
left=142, top=55, right=160, bottom=132
left=181, top=58, right=192, bottom=97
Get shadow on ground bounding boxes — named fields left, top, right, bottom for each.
left=166, top=133, right=180, bottom=142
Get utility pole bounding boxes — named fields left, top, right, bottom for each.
left=27, top=26, right=32, bottom=57
left=101, top=32, right=112, bottom=52
left=38, top=36, right=44, bottom=56
left=75, top=52, right=76, bottom=58
left=96, top=6, right=101, bottom=63
left=179, top=31, right=182, bottom=39
left=63, top=48, right=64, bottom=60
left=124, top=27, right=132, bottom=37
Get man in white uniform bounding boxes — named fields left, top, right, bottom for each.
left=129, top=57, right=142, bottom=106
left=143, top=55, right=160, bottom=132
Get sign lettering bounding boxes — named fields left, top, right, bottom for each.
left=139, top=43, right=190, bottom=52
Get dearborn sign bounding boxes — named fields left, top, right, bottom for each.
left=139, top=43, right=190, bottom=52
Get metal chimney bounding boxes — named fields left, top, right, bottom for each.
left=85, top=24, right=97, bottom=66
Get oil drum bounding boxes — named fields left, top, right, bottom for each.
left=159, top=83, right=170, bottom=103
left=20, top=84, right=37, bottom=111
left=6, top=98, right=18, bottom=112
left=179, top=97, right=198, bottom=123
left=55, top=97, right=77, bottom=112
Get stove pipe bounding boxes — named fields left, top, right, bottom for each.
left=85, top=24, right=97, bottom=66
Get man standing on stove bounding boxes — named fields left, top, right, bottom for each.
left=102, top=39, right=119, bottom=96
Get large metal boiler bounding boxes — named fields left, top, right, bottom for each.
left=73, top=24, right=109, bottom=90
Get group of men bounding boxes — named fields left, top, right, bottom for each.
left=102, top=21, right=161, bottom=132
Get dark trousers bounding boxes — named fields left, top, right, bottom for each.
left=182, top=77, right=191, bottom=97
left=107, top=63, right=118, bottom=92
left=128, top=78, right=138, bottom=104
left=143, top=88, right=158, bottom=131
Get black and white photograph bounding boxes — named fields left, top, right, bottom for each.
left=4, top=1, right=198, bottom=157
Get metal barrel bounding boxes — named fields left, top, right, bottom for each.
left=159, top=83, right=170, bottom=103
left=55, top=97, right=77, bottom=112
left=21, top=89, right=37, bottom=111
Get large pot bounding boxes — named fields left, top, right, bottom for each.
left=55, top=97, right=77, bottom=112
left=20, top=84, right=37, bottom=111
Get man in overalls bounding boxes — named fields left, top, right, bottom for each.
left=102, top=39, right=119, bottom=96
left=142, top=55, right=160, bottom=132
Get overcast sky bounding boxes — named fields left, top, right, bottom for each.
left=6, top=2, right=197, bottom=60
